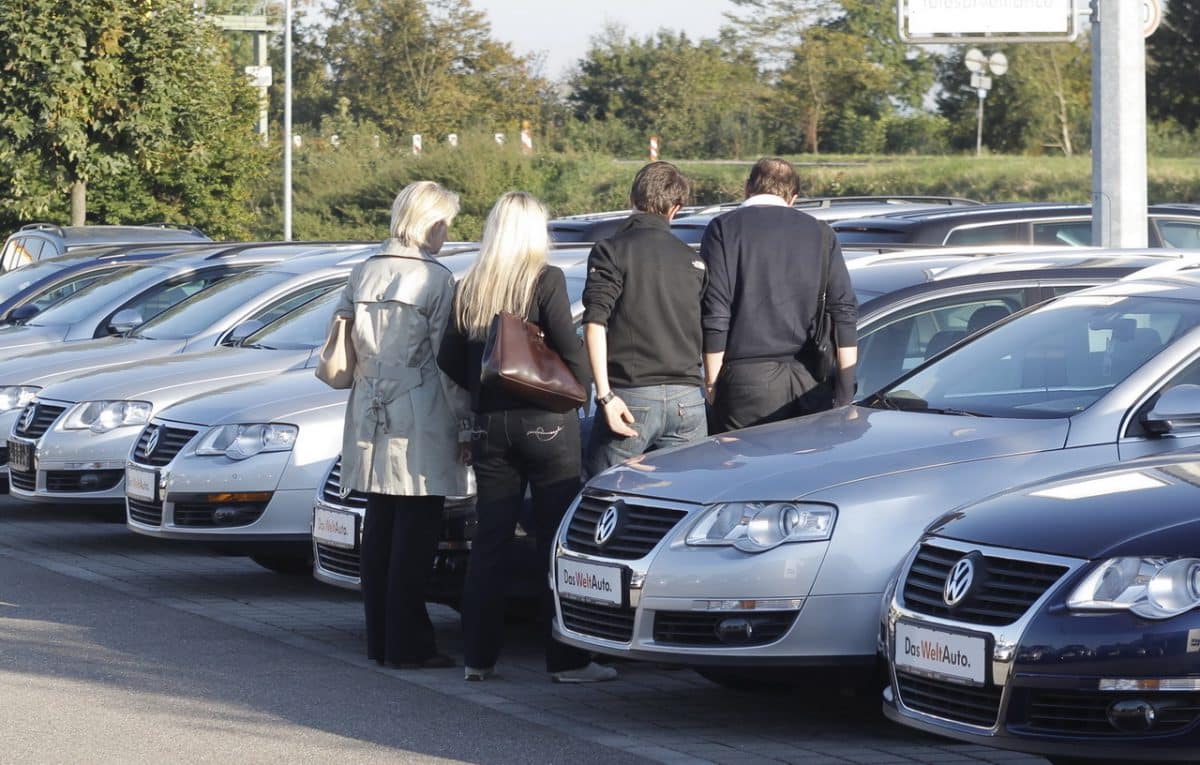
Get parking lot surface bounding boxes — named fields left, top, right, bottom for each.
left=0, top=498, right=1047, bottom=765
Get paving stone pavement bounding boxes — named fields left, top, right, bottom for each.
left=0, top=499, right=1048, bottom=765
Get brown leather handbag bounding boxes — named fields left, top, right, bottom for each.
left=480, top=311, right=587, bottom=412
left=315, top=315, right=356, bottom=389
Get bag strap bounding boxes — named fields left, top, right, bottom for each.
left=810, top=225, right=831, bottom=338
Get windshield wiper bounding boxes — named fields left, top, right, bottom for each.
left=243, top=342, right=276, bottom=350
left=870, top=393, right=991, bottom=417
left=919, top=406, right=992, bottom=417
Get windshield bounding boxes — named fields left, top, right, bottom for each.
left=27, top=266, right=162, bottom=325
left=243, top=290, right=340, bottom=350
left=871, top=295, right=1200, bottom=419
left=0, top=259, right=71, bottom=303
left=134, top=269, right=295, bottom=340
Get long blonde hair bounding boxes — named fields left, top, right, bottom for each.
left=456, top=192, right=550, bottom=340
left=390, top=181, right=460, bottom=249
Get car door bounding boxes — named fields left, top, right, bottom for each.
left=855, top=285, right=1039, bottom=398
left=1118, top=347, right=1200, bottom=460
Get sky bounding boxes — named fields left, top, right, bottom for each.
left=471, top=0, right=735, bottom=80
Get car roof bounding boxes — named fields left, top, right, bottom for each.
left=11, top=223, right=211, bottom=246
left=675, top=196, right=980, bottom=228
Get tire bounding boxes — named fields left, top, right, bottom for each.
left=250, top=553, right=313, bottom=575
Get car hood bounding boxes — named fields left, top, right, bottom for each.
left=587, top=405, right=1070, bottom=503
left=929, top=453, right=1200, bottom=559
left=36, top=347, right=313, bottom=405
left=0, top=324, right=67, bottom=352
left=0, top=337, right=182, bottom=387
left=160, top=369, right=347, bottom=427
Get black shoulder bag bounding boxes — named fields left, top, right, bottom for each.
left=797, top=227, right=836, bottom=383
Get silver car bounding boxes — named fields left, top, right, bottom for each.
left=0, top=243, right=377, bottom=488
left=550, top=266, right=1200, bottom=683
left=7, top=288, right=343, bottom=504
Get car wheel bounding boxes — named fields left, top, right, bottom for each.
left=250, top=553, right=313, bottom=575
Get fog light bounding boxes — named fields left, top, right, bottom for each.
left=212, top=507, right=246, bottom=525
left=1107, top=699, right=1157, bottom=732
left=79, top=473, right=102, bottom=490
left=716, top=617, right=754, bottom=644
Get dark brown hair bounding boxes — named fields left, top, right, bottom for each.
left=630, top=161, right=690, bottom=216
left=745, top=157, right=801, bottom=200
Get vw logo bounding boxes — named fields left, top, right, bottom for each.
left=144, top=427, right=161, bottom=456
left=943, top=556, right=976, bottom=608
left=594, top=504, right=620, bottom=546
left=19, top=405, right=36, bottom=433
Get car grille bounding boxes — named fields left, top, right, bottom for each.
left=14, top=402, right=67, bottom=438
left=1021, top=690, right=1200, bottom=735
left=132, top=424, right=198, bottom=467
left=321, top=458, right=367, bottom=510
left=0, top=443, right=8, bottom=467
left=902, top=543, right=1069, bottom=626
left=172, top=502, right=268, bottom=528
left=564, top=494, right=688, bottom=560
left=895, top=670, right=1003, bottom=728
left=559, top=598, right=636, bottom=642
left=128, top=498, right=163, bottom=526
left=9, top=466, right=35, bottom=492
left=652, top=610, right=798, bottom=647
left=316, top=543, right=361, bottom=579
left=44, top=470, right=123, bottom=493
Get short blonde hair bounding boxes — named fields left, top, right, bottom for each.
left=455, top=192, right=550, bottom=340
left=390, top=181, right=460, bottom=248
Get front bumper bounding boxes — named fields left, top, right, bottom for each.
left=882, top=539, right=1200, bottom=761
left=551, top=493, right=878, bottom=666
left=9, top=425, right=142, bottom=504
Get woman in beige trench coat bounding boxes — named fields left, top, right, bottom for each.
left=334, top=181, right=470, bottom=668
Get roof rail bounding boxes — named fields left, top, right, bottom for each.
left=141, top=222, right=208, bottom=237
left=18, top=222, right=63, bottom=233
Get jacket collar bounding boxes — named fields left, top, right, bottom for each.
left=378, top=238, right=436, bottom=260
left=742, top=194, right=792, bottom=208
left=616, top=212, right=671, bottom=235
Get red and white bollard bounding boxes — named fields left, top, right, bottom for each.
left=447, top=133, right=459, bottom=148
left=649, top=135, right=660, bottom=162
left=412, top=134, right=423, bottom=155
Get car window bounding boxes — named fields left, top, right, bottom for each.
left=246, top=280, right=342, bottom=326
left=833, top=229, right=912, bottom=245
left=944, top=223, right=1023, bottom=246
left=1156, top=219, right=1200, bottom=249
left=856, top=289, right=1028, bottom=398
left=26, top=269, right=119, bottom=313
left=26, top=266, right=160, bottom=326
left=1032, top=220, right=1093, bottom=246
left=243, top=290, right=340, bottom=350
left=873, top=295, right=1200, bottom=419
left=109, top=269, right=234, bottom=333
left=0, top=259, right=72, bottom=303
left=134, top=269, right=298, bottom=340
left=671, top=226, right=706, bottom=245
left=0, top=237, right=38, bottom=272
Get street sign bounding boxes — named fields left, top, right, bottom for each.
left=988, top=52, right=1009, bottom=77
left=1144, top=0, right=1162, bottom=38
left=964, top=48, right=986, bottom=73
left=898, top=0, right=1080, bottom=44
left=244, top=65, right=272, bottom=88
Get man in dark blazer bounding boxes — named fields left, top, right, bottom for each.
left=700, top=157, right=858, bottom=433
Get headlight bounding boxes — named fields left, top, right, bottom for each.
left=63, top=400, right=152, bottom=433
left=686, top=502, right=836, bottom=553
left=1067, top=557, right=1200, bottom=620
left=194, top=423, right=298, bottom=460
left=0, top=386, right=38, bottom=412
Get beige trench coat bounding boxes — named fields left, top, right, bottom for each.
left=332, top=240, right=470, bottom=496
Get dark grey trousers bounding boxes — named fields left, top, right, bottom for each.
left=711, top=358, right=832, bottom=433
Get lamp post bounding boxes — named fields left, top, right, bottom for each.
left=282, top=0, right=293, bottom=241
left=965, top=48, right=1008, bottom=157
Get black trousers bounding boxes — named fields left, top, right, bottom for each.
left=462, top=409, right=590, bottom=673
left=360, top=493, right=445, bottom=664
left=711, top=358, right=832, bottom=433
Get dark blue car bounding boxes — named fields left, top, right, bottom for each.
left=881, top=423, right=1200, bottom=763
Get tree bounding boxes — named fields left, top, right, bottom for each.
left=0, top=0, right=268, bottom=232
left=1147, top=0, right=1200, bottom=130
left=323, top=0, right=545, bottom=139
left=568, top=27, right=768, bottom=158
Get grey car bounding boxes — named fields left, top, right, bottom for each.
left=550, top=265, right=1200, bottom=684
left=0, top=222, right=211, bottom=272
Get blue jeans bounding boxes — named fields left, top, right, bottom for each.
left=585, top=384, right=707, bottom=477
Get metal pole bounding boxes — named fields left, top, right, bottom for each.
left=975, top=93, right=984, bottom=157
left=1091, top=0, right=1148, bottom=247
left=282, top=0, right=293, bottom=241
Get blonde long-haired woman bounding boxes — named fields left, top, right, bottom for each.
left=333, top=180, right=470, bottom=669
left=438, top=192, right=615, bottom=683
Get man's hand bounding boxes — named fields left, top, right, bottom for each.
left=458, top=441, right=473, bottom=466
left=603, top=396, right=639, bottom=438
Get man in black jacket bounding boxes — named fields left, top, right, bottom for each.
left=583, top=162, right=708, bottom=476
left=701, top=157, right=858, bottom=433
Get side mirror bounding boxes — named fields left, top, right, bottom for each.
left=225, top=319, right=265, bottom=346
left=107, top=308, right=144, bottom=336
left=1142, top=384, right=1200, bottom=436
left=6, top=304, right=40, bottom=325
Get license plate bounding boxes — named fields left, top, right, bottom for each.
left=8, top=440, right=32, bottom=473
left=125, top=465, right=158, bottom=503
left=313, top=507, right=357, bottom=550
left=894, top=621, right=987, bottom=686
left=556, top=557, right=624, bottom=607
